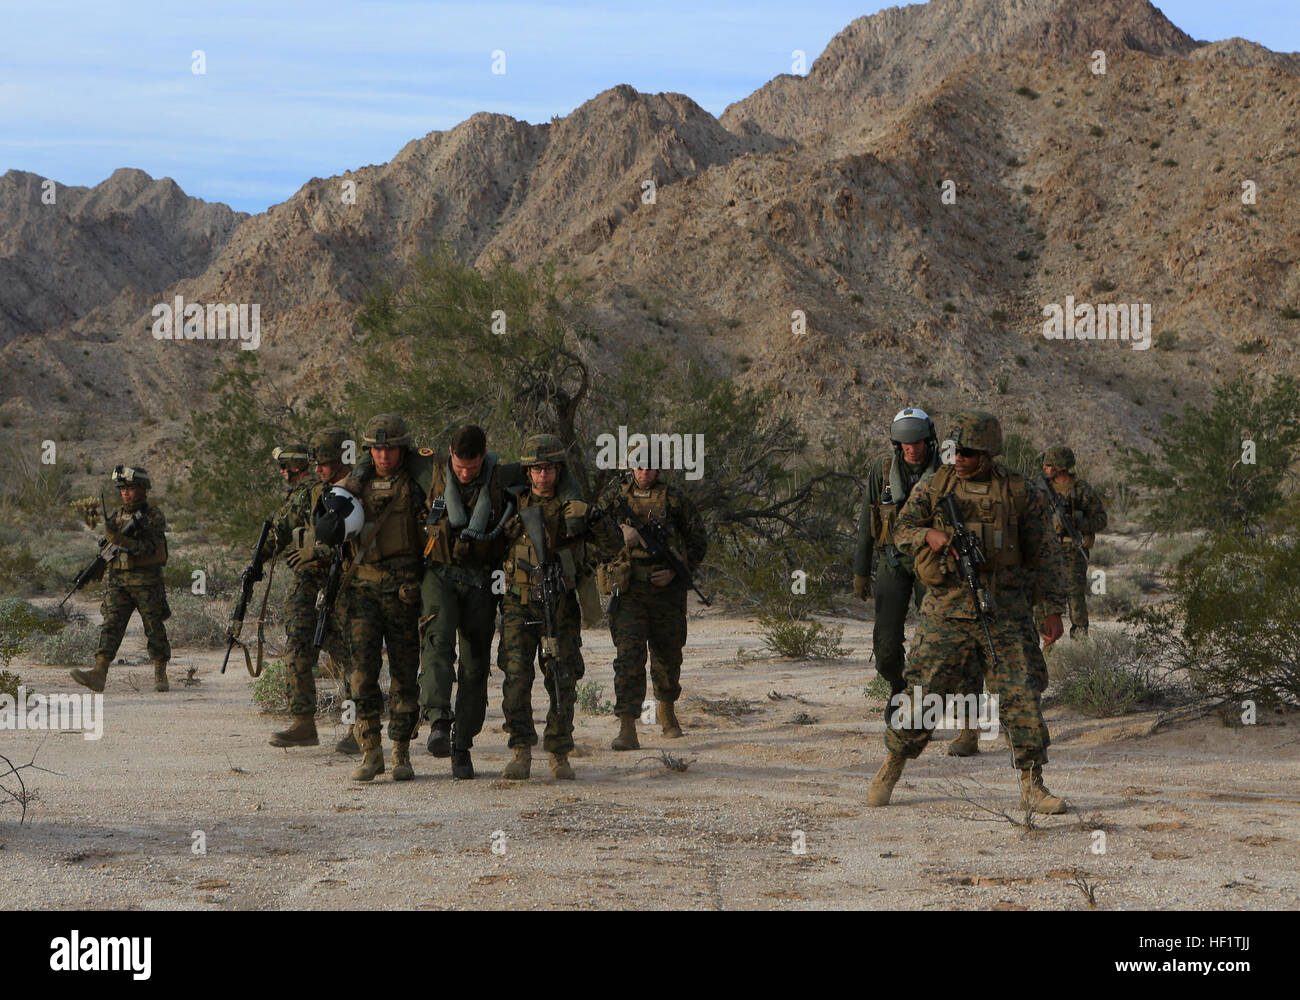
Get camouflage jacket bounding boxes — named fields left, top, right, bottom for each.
left=592, top=478, right=708, bottom=575
left=260, top=476, right=323, bottom=574
left=1045, top=475, right=1108, bottom=545
left=895, top=463, right=1065, bottom=621
left=105, top=500, right=168, bottom=576
left=1027, top=477, right=1069, bottom=616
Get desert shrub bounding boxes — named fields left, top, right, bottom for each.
left=1046, top=631, right=1159, bottom=715
left=0, top=669, right=20, bottom=700
left=863, top=674, right=892, bottom=700
left=576, top=680, right=614, bottom=715
left=27, top=622, right=98, bottom=666
left=251, top=658, right=291, bottom=714
left=0, top=542, right=47, bottom=598
left=164, top=592, right=229, bottom=648
left=758, top=616, right=850, bottom=659
left=1088, top=541, right=1119, bottom=567
left=1089, top=575, right=1141, bottom=617
left=0, top=598, right=62, bottom=667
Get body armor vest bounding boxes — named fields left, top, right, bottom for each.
left=507, top=492, right=576, bottom=601
left=109, top=503, right=167, bottom=570
left=626, top=482, right=671, bottom=562
left=360, top=472, right=420, bottom=563
left=930, top=465, right=1026, bottom=575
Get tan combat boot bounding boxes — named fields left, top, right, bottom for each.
left=334, top=728, right=359, bottom=754
left=947, top=727, right=981, bottom=757
left=70, top=654, right=111, bottom=693
left=867, top=751, right=908, bottom=806
left=1019, top=765, right=1068, bottom=814
left=152, top=660, right=169, bottom=692
left=269, top=715, right=319, bottom=747
left=548, top=752, right=575, bottom=780
left=658, top=700, right=682, bottom=738
left=350, top=723, right=385, bottom=782
left=391, top=740, right=414, bottom=781
left=502, top=745, right=531, bottom=780
left=611, top=715, right=639, bottom=751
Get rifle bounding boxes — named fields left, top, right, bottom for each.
left=221, top=520, right=273, bottom=674
left=937, top=493, right=1000, bottom=671
left=58, top=494, right=146, bottom=609
left=592, top=494, right=711, bottom=606
left=1036, top=474, right=1090, bottom=563
left=519, top=504, right=571, bottom=706
left=313, top=544, right=345, bottom=648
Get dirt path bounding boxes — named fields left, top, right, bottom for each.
left=3, top=604, right=1297, bottom=910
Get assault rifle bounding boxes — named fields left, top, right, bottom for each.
left=58, top=494, right=146, bottom=609
left=313, top=544, right=345, bottom=648
left=519, top=504, right=570, bottom=703
left=937, top=493, right=1000, bottom=671
left=221, top=520, right=273, bottom=674
left=1036, top=474, right=1090, bottom=563
left=590, top=495, right=711, bottom=606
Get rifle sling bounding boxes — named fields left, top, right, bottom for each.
left=232, top=557, right=277, bottom=678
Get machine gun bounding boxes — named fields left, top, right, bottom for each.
left=937, top=493, right=999, bottom=671
left=589, top=494, right=711, bottom=606
left=221, top=520, right=273, bottom=674
left=519, top=505, right=571, bottom=705
left=58, top=495, right=146, bottom=609
left=1036, top=474, right=1090, bottom=563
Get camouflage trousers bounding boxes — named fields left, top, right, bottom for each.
left=97, top=571, right=171, bottom=663
left=500, top=590, right=584, bottom=754
left=345, top=568, right=421, bottom=742
left=283, top=569, right=351, bottom=718
left=418, top=564, right=498, bottom=749
left=609, top=579, right=687, bottom=719
left=870, top=554, right=926, bottom=718
left=884, top=607, right=1051, bottom=770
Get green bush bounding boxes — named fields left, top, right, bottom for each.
left=0, top=542, right=46, bottom=598
left=0, top=598, right=62, bottom=668
left=251, top=658, right=292, bottom=714
left=0, top=669, right=20, bottom=700
left=758, top=616, right=850, bottom=660
left=1088, top=541, right=1119, bottom=567
left=1090, top=575, right=1141, bottom=617
left=1046, top=631, right=1158, bottom=715
left=576, top=680, right=614, bottom=715
left=164, top=592, right=229, bottom=648
left=28, top=622, right=98, bottom=666
left=863, top=674, right=892, bottom=700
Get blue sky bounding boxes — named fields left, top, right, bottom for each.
left=1, top=1, right=1294, bottom=214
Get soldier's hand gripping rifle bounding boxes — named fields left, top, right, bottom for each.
left=313, top=544, right=344, bottom=649
left=58, top=494, right=146, bottom=609
left=221, top=520, right=272, bottom=674
left=519, top=505, right=570, bottom=702
left=591, top=495, right=711, bottom=606
left=937, top=493, right=1000, bottom=671
left=1036, top=474, right=1090, bottom=563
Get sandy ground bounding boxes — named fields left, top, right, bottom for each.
left=2, top=599, right=1298, bottom=911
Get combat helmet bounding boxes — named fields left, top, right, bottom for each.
left=1042, top=445, right=1076, bottom=471
left=949, top=411, right=1002, bottom=456
left=272, top=443, right=311, bottom=470
left=361, top=414, right=411, bottom=450
left=890, top=406, right=937, bottom=446
left=111, top=464, right=151, bottom=490
left=309, top=427, right=350, bottom=464
left=520, top=433, right=567, bottom=467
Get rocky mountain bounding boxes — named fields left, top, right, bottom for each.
left=1, top=0, right=1298, bottom=492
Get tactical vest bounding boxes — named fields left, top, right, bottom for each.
left=625, top=482, right=671, bottom=562
left=507, top=492, right=577, bottom=601
left=109, top=504, right=167, bottom=571
left=358, top=472, right=421, bottom=564
left=929, top=464, right=1027, bottom=575
left=424, top=458, right=507, bottom=565
left=871, top=455, right=902, bottom=548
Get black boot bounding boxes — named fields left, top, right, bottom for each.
left=452, top=748, right=474, bottom=780
left=426, top=718, right=451, bottom=757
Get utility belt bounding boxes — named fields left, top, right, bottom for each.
left=431, top=561, right=493, bottom=591
left=352, top=558, right=421, bottom=584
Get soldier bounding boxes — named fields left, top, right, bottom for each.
left=338, top=414, right=426, bottom=782
left=592, top=460, right=707, bottom=750
left=258, top=434, right=356, bottom=750
left=867, top=412, right=1069, bottom=814
left=1037, top=445, right=1108, bottom=639
left=499, top=434, right=590, bottom=780
left=71, top=465, right=171, bottom=693
left=851, top=407, right=982, bottom=751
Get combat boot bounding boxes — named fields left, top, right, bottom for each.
left=548, top=752, right=575, bottom=780
left=427, top=718, right=451, bottom=757
left=867, top=751, right=908, bottom=807
left=70, top=654, right=111, bottom=693
left=502, top=745, right=531, bottom=780
left=658, top=700, right=683, bottom=738
left=334, top=728, right=359, bottom=754
left=452, top=749, right=474, bottom=780
left=1019, top=765, right=1068, bottom=814
left=611, top=715, right=639, bottom=751
left=153, top=660, right=169, bottom=692
left=947, top=727, right=981, bottom=757
left=350, top=723, right=385, bottom=782
left=391, top=740, right=414, bottom=781
left=269, top=715, right=319, bottom=747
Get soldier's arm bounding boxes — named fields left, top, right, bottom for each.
left=852, top=457, right=883, bottom=577
left=892, top=479, right=935, bottom=558
left=1023, top=489, right=1067, bottom=611
left=674, top=491, right=708, bottom=572
left=1080, top=482, right=1109, bottom=535
left=120, top=506, right=167, bottom=557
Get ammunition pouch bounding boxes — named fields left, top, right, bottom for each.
left=597, top=551, right=633, bottom=597
left=912, top=544, right=951, bottom=589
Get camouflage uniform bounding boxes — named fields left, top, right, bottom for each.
left=1034, top=447, right=1108, bottom=638
left=595, top=477, right=707, bottom=722
left=96, top=500, right=171, bottom=665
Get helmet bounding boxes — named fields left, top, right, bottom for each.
left=313, top=486, right=365, bottom=546
left=272, top=443, right=310, bottom=470
left=890, top=406, right=936, bottom=445
left=948, top=411, right=1002, bottom=456
left=361, top=413, right=411, bottom=449
left=1043, top=445, right=1076, bottom=471
left=309, top=427, right=350, bottom=464
left=520, top=433, right=567, bottom=467
left=111, top=464, right=151, bottom=490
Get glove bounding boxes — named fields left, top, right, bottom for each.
left=104, top=528, right=131, bottom=547
left=285, top=548, right=315, bottom=570
left=853, top=574, right=871, bottom=601
left=649, top=568, right=675, bottom=587
left=620, top=524, right=645, bottom=548
left=562, top=500, right=589, bottom=520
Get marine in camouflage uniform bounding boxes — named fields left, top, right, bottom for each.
left=71, top=465, right=171, bottom=693
left=259, top=432, right=355, bottom=750
left=337, top=414, right=427, bottom=783
left=498, top=434, right=591, bottom=781
left=1034, top=445, right=1108, bottom=639
left=591, top=464, right=707, bottom=750
left=867, top=412, right=1070, bottom=815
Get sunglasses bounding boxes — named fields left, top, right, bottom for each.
left=955, top=447, right=984, bottom=459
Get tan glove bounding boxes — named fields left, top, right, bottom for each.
left=853, top=574, right=871, bottom=601
left=620, top=524, right=645, bottom=548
